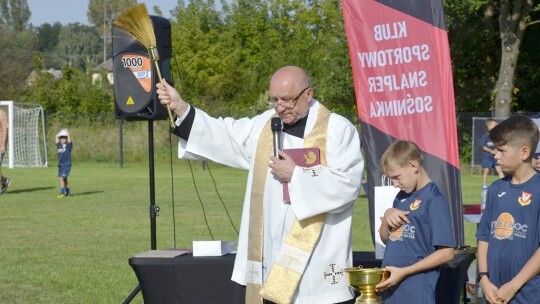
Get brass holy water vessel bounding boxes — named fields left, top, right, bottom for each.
left=344, top=266, right=389, bottom=304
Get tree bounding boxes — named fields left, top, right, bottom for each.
left=170, top=0, right=239, bottom=112
left=87, top=0, right=136, bottom=64
left=446, top=2, right=502, bottom=112
left=164, top=0, right=358, bottom=119
left=36, top=22, right=61, bottom=52
left=0, top=0, right=36, bottom=99
left=513, top=8, right=540, bottom=111
left=36, top=22, right=63, bottom=68
left=55, top=23, right=102, bottom=71
left=0, top=0, right=31, bottom=33
left=493, top=0, right=539, bottom=118
left=0, top=27, right=36, bottom=99
left=232, top=0, right=356, bottom=117
left=292, top=0, right=356, bottom=119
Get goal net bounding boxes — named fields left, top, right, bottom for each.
left=0, top=101, right=48, bottom=168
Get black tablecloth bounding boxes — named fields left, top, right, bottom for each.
left=129, top=250, right=475, bottom=304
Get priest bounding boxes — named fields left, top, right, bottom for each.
left=156, top=66, right=364, bottom=304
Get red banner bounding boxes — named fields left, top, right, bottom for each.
left=343, top=0, right=464, bottom=246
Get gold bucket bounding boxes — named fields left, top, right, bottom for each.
left=344, top=266, right=389, bottom=304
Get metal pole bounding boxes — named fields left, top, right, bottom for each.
left=119, top=119, right=124, bottom=168
left=123, top=121, right=158, bottom=304
left=148, top=120, right=157, bottom=249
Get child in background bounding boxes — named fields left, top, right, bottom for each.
left=477, top=115, right=540, bottom=303
left=376, top=140, right=455, bottom=303
left=56, top=129, right=73, bottom=198
left=532, top=117, right=540, bottom=172
left=481, top=118, right=505, bottom=186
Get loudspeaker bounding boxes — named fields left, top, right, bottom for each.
left=112, top=15, right=172, bottom=121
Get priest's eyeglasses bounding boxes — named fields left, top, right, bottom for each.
left=268, top=87, right=310, bottom=108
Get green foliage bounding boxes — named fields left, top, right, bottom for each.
left=0, top=26, right=36, bottom=99
left=36, top=22, right=63, bottom=68
left=36, top=22, right=61, bottom=51
left=514, top=3, right=540, bottom=112
left=459, top=131, right=473, bottom=165
left=445, top=0, right=499, bottom=112
left=170, top=0, right=237, bottom=110
left=444, top=0, right=540, bottom=115
left=87, top=0, right=137, bottom=29
left=87, top=0, right=137, bottom=64
left=22, top=68, right=59, bottom=112
left=20, top=65, right=114, bottom=118
left=56, top=23, right=102, bottom=70
left=0, top=0, right=30, bottom=32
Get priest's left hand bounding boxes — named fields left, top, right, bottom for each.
left=269, top=150, right=296, bottom=183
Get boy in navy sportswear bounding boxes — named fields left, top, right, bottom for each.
left=477, top=115, right=540, bottom=304
left=376, top=140, right=455, bottom=304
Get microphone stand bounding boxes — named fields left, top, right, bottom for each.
left=123, top=120, right=159, bottom=304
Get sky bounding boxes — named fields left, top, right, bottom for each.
left=27, top=0, right=177, bottom=26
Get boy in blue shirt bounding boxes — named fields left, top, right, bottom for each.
left=477, top=115, right=540, bottom=303
left=481, top=118, right=505, bottom=186
left=56, top=129, right=73, bottom=198
left=376, top=140, right=455, bottom=303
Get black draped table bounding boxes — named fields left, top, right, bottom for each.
left=129, top=249, right=475, bottom=304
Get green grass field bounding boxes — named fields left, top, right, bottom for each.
left=0, top=160, right=485, bottom=303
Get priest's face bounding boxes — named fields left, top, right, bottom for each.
left=271, top=86, right=312, bottom=125
left=269, top=67, right=312, bottom=125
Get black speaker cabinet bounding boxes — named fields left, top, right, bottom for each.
left=112, top=15, right=172, bottom=121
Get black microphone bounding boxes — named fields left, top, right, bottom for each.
left=271, top=117, right=282, bottom=157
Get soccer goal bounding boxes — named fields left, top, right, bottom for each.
left=0, top=101, right=48, bottom=168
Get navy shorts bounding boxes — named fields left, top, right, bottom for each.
left=58, top=165, right=71, bottom=179
left=482, top=158, right=498, bottom=168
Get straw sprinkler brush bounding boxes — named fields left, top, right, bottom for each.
left=112, top=3, right=175, bottom=127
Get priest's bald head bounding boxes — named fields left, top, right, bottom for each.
left=269, top=66, right=313, bottom=125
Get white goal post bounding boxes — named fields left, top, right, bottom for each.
left=0, top=101, right=48, bottom=168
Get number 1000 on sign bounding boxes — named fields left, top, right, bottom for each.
left=122, top=57, right=144, bottom=68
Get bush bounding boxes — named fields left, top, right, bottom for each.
left=459, top=132, right=472, bottom=166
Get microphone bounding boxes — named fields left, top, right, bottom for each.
left=271, top=117, right=282, bottom=157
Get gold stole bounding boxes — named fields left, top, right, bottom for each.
left=246, top=105, right=330, bottom=304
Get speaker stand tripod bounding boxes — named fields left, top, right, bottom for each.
left=123, top=120, right=159, bottom=303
